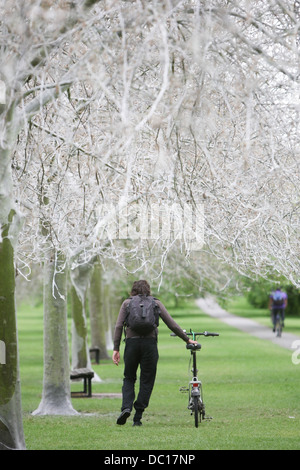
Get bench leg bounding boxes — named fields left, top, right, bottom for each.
left=83, top=377, right=92, bottom=397
left=87, top=378, right=92, bottom=397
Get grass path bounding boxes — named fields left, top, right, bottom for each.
left=18, top=299, right=300, bottom=450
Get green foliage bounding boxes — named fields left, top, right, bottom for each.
left=246, top=279, right=273, bottom=309
left=284, top=285, right=300, bottom=317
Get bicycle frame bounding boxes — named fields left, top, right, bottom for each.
left=272, top=309, right=284, bottom=337
left=275, top=312, right=283, bottom=337
left=187, top=347, right=205, bottom=425
left=171, top=328, right=219, bottom=427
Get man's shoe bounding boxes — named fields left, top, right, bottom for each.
left=116, top=409, right=131, bottom=425
left=133, top=420, right=142, bottom=426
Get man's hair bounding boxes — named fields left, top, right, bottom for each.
left=130, top=280, right=151, bottom=297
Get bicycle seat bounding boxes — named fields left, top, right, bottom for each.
left=186, top=343, right=201, bottom=350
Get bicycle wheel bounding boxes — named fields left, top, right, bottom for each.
left=276, top=316, right=282, bottom=337
left=198, top=383, right=205, bottom=421
left=276, top=322, right=282, bottom=337
left=193, top=396, right=199, bottom=428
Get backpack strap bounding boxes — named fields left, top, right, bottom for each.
left=152, top=297, right=160, bottom=321
left=123, top=297, right=132, bottom=342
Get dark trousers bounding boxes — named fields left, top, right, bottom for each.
left=122, top=337, right=159, bottom=419
left=271, top=308, right=285, bottom=326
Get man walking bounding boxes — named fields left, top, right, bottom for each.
left=112, top=280, right=197, bottom=426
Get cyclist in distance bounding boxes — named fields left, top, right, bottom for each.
left=268, top=286, right=288, bottom=332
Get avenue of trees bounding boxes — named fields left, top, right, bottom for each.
left=0, top=0, right=299, bottom=449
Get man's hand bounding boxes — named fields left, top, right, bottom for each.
left=112, top=350, right=120, bottom=366
left=187, top=339, right=198, bottom=346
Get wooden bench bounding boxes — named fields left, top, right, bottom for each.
left=70, top=368, right=94, bottom=398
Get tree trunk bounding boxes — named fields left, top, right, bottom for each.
left=103, top=282, right=114, bottom=350
left=0, top=111, right=26, bottom=449
left=70, top=262, right=102, bottom=381
left=32, top=250, right=77, bottom=416
left=88, top=261, right=110, bottom=360
left=70, top=283, right=90, bottom=370
left=0, top=211, right=26, bottom=450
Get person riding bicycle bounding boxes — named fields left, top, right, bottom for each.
left=268, top=287, right=287, bottom=332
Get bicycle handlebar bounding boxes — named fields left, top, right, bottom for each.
left=189, top=331, right=219, bottom=337
left=170, top=330, right=219, bottom=338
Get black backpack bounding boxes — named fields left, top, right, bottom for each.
left=272, top=290, right=285, bottom=307
left=125, top=295, right=160, bottom=336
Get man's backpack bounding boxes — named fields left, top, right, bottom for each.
left=125, top=295, right=160, bottom=336
left=272, top=290, right=284, bottom=307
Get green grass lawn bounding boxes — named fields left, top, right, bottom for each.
left=17, top=298, right=300, bottom=450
